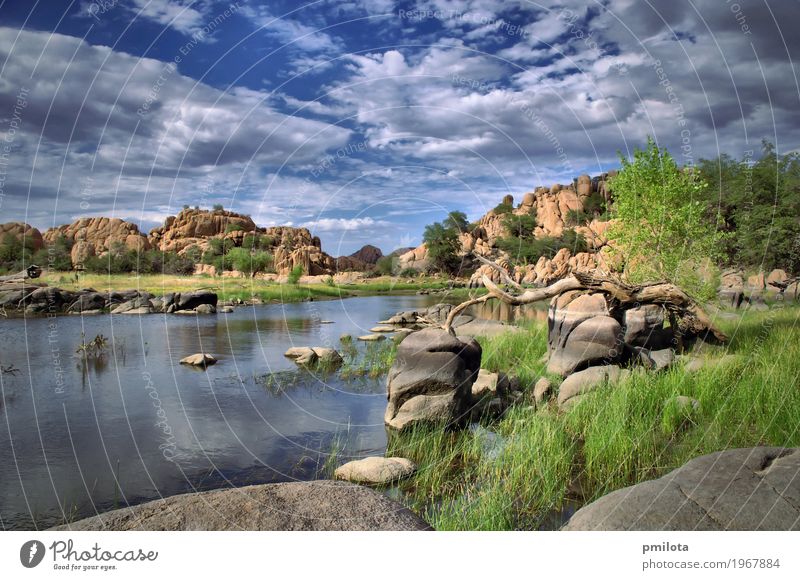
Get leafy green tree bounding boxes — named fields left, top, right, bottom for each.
left=492, top=202, right=513, bottom=215
left=502, top=213, right=537, bottom=239
left=224, top=247, right=273, bottom=274
left=608, top=137, right=725, bottom=298
left=698, top=141, right=800, bottom=273
left=423, top=221, right=462, bottom=273
left=443, top=210, right=470, bottom=233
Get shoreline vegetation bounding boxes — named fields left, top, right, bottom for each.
left=35, top=272, right=481, bottom=306
left=383, top=305, right=800, bottom=530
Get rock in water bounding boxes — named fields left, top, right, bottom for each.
left=563, top=447, right=800, bottom=530
left=385, top=328, right=481, bottom=430
left=334, top=457, right=417, bottom=484
left=179, top=353, right=217, bottom=367
left=49, top=481, right=432, bottom=531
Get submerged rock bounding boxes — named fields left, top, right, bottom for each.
left=564, top=447, right=800, bottom=530
left=50, top=481, right=432, bottom=531
left=179, top=353, right=217, bottom=367
left=358, top=334, right=386, bottom=341
left=334, top=457, right=416, bottom=485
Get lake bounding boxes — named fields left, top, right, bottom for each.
left=0, top=293, right=545, bottom=530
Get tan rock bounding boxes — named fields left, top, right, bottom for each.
left=333, top=457, right=416, bottom=485
left=179, top=353, right=217, bottom=367
left=0, top=222, right=44, bottom=251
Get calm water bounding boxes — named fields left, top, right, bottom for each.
left=0, top=294, right=545, bottom=530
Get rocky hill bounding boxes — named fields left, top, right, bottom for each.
left=398, top=172, right=618, bottom=285
left=44, top=217, right=150, bottom=266
left=0, top=222, right=44, bottom=251
left=147, top=208, right=335, bottom=276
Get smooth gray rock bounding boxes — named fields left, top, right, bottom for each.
left=557, top=364, right=630, bottom=409
left=50, top=481, right=432, bottom=531
left=175, top=290, right=217, bottom=311
left=564, top=447, right=800, bottom=530
left=534, top=377, right=553, bottom=405
left=194, top=303, right=216, bottom=314
left=548, top=315, right=623, bottom=376
left=385, top=328, right=481, bottom=430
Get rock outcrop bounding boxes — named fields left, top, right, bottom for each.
left=50, top=481, right=432, bottom=531
left=43, top=217, right=150, bottom=266
left=334, top=457, right=416, bottom=485
left=385, top=328, right=481, bottom=430
left=348, top=244, right=383, bottom=265
left=0, top=222, right=44, bottom=251
left=564, top=447, right=800, bottom=530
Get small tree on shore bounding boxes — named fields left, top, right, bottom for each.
left=423, top=221, right=462, bottom=273
left=608, top=138, right=725, bottom=299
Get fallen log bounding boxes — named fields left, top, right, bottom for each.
left=444, top=269, right=727, bottom=344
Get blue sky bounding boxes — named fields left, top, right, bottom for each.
left=0, top=0, right=797, bottom=255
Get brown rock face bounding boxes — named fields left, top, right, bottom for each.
left=44, top=217, right=150, bottom=266
left=0, top=222, right=44, bottom=251
left=349, top=244, right=383, bottom=265
left=148, top=208, right=257, bottom=254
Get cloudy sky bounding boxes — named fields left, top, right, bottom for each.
left=0, top=0, right=797, bottom=255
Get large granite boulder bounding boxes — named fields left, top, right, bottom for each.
left=385, top=328, right=481, bottom=430
left=547, top=291, right=623, bottom=376
left=557, top=364, right=631, bottom=409
left=564, top=447, right=800, bottom=530
left=0, top=222, right=44, bottom=251
left=44, top=217, right=150, bottom=266
left=50, top=481, right=432, bottom=531
left=623, top=304, right=672, bottom=348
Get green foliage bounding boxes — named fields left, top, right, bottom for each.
left=583, top=192, right=607, bottom=217
left=212, top=203, right=224, bottom=211
left=222, top=248, right=273, bottom=274
left=31, top=234, right=73, bottom=271
left=565, top=208, right=590, bottom=226
left=0, top=233, right=36, bottom=271
left=608, top=137, right=726, bottom=298
left=493, top=202, right=513, bottom=215
left=241, top=234, right=272, bottom=251
left=224, top=223, right=244, bottom=233
left=287, top=264, right=304, bottom=284
left=375, top=255, right=396, bottom=276
left=423, top=221, right=463, bottom=273
left=698, top=141, right=800, bottom=273
left=399, top=267, right=418, bottom=278
left=502, top=212, right=537, bottom=239
left=443, top=210, right=470, bottom=233
left=497, top=230, right=586, bottom=265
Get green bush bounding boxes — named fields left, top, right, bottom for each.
left=502, top=213, right=537, bottom=238
left=287, top=265, right=304, bottom=284
left=224, top=223, right=244, bottom=233
left=423, top=221, right=463, bottom=274
left=493, top=202, right=513, bottom=215
left=375, top=255, right=396, bottom=276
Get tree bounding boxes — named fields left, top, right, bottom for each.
left=423, top=221, right=462, bottom=273
left=608, top=137, right=726, bottom=299
left=502, top=213, right=537, bottom=239
left=443, top=210, right=470, bottom=233
left=698, top=141, right=800, bottom=273
left=375, top=255, right=396, bottom=276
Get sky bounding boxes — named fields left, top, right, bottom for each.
left=0, top=0, right=797, bottom=256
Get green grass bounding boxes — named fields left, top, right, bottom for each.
left=41, top=272, right=471, bottom=304
left=340, top=339, right=397, bottom=379
left=385, top=305, right=800, bottom=530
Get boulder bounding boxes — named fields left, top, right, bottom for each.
left=333, top=457, right=416, bottom=485
left=68, top=292, right=107, bottom=313
left=563, top=447, right=800, bottom=530
left=632, top=347, right=675, bottom=371
left=557, top=364, right=630, bottom=409
left=385, top=328, right=481, bottom=430
left=370, top=326, right=395, bottom=333
left=111, top=296, right=153, bottom=314
left=194, top=303, right=216, bottom=315
left=175, top=290, right=217, bottom=311
left=44, top=217, right=150, bottom=266
left=767, top=269, right=788, bottom=287
left=50, top=481, right=431, bottom=531
left=548, top=315, right=623, bottom=376
left=533, top=377, right=553, bottom=405
left=179, top=353, right=217, bottom=367
left=0, top=222, right=44, bottom=251
left=312, top=347, right=343, bottom=367
left=358, top=334, right=385, bottom=341
left=623, top=304, right=670, bottom=348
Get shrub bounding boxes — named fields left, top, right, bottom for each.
left=212, top=203, right=224, bottom=211
left=399, top=268, right=418, bottom=278
left=493, top=202, right=513, bottom=215
left=375, top=255, right=396, bottom=276
left=224, top=223, right=244, bottom=233
left=287, top=265, right=304, bottom=284
left=423, top=221, right=462, bottom=274
left=502, top=213, right=537, bottom=238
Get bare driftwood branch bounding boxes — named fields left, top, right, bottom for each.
left=472, top=253, right=523, bottom=291
left=444, top=264, right=728, bottom=343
